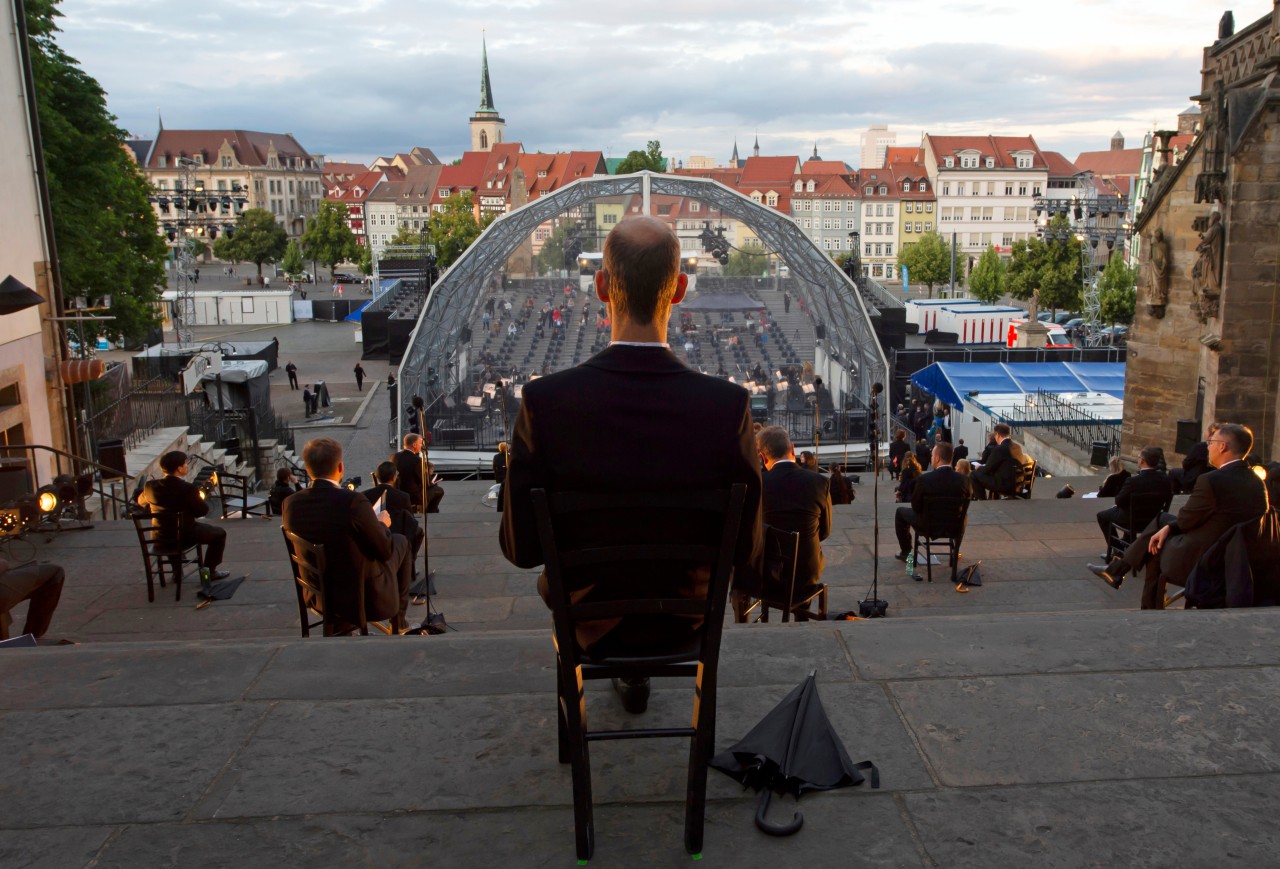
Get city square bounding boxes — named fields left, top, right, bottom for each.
left=2, top=1, right=1280, bottom=865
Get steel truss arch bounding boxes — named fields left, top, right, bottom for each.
left=397, top=171, right=888, bottom=442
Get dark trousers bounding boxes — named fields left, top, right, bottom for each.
left=288, top=373, right=298, bottom=389
left=1117, top=512, right=1178, bottom=609
left=894, top=506, right=921, bottom=555
left=190, top=522, right=227, bottom=571
left=1097, top=505, right=1125, bottom=551
left=970, top=468, right=1011, bottom=500
left=0, top=563, right=65, bottom=639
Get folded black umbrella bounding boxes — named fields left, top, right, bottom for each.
left=196, top=576, right=245, bottom=602
left=711, top=671, right=878, bottom=836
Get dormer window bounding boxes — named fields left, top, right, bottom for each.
left=960, top=155, right=978, bottom=168
left=902, top=182, right=910, bottom=192
left=487, top=180, right=493, bottom=189
left=878, top=186, right=887, bottom=195
left=497, top=159, right=506, bottom=171
left=864, top=186, right=873, bottom=195
left=918, top=182, right=927, bottom=192
left=985, top=157, right=995, bottom=168
left=538, top=170, right=547, bottom=178
left=806, top=180, right=815, bottom=192
left=766, top=192, right=778, bottom=206
left=440, top=189, right=450, bottom=198
left=944, top=157, right=954, bottom=168
left=794, top=180, right=802, bottom=192
left=1015, top=154, right=1033, bottom=168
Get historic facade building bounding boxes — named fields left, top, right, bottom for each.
left=1124, top=2, right=1280, bottom=461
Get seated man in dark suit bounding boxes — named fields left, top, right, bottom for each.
left=283, top=438, right=412, bottom=633
left=756, top=426, right=832, bottom=615
left=393, top=433, right=425, bottom=511
left=0, top=558, right=65, bottom=641
left=501, top=215, right=763, bottom=714
left=894, top=441, right=972, bottom=562
left=1095, top=447, right=1172, bottom=554
left=138, top=450, right=229, bottom=579
left=1089, top=423, right=1269, bottom=609
left=970, top=423, right=1028, bottom=500
left=362, top=461, right=424, bottom=569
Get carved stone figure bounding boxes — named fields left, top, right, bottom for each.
left=1146, top=228, right=1170, bottom=317
left=1195, top=81, right=1229, bottom=203
left=1191, top=212, right=1224, bottom=321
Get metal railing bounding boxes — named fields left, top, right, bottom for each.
left=81, top=371, right=189, bottom=454
left=1002, top=389, right=1122, bottom=457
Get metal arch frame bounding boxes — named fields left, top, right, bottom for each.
left=397, top=171, right=889, bottom=441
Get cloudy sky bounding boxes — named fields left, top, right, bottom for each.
left=57, top=0, right=1270, bottom=167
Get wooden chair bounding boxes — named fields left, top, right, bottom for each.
left=1106, top=490, right=1174, bottom=562
left=281, top=528, right=393, bottom=636
left=743, top=526, right=828, bottom=622
left=1005, top=459, right=1037, bottom=499
left=132, top=512, right=204, bottom=602
left=911, top=494, right=970, bottom=583
left=530, top=484, right=747, bottom=861
left=218, top=471, right=271, bottom=519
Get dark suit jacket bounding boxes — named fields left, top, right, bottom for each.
left=1160, top=460, right=1270, bottom=588
left=500, top=344, right=764, bottom=652
left=362, top=482, right=421, bottom=549
left=393, top=449, right=424, bottom=509
left=979, top=438, right=1028, bottom=494
left=761, top=461, right=832, bottom=597
left=138, top=474, right=209, bottom=545
left=1114, top=468, right=1172, bottom=516
left=911, top=465, right=973, bottom=539
left=1097, top=469, right=1131, bottom=499
left=282, top=480, right=401, bottom=621
left=951, top=444, right=969, bottom=465
left=1181, top=441, right=1211, bottom=487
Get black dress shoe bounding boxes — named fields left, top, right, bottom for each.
left=612, top=677, right=650, bottom=714
left=1088, top=561, right=1124, bottom=590
left=893, top=551, right=909, bottom=562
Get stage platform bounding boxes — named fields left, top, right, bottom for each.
left=2, top=479, right=1278, bottom=866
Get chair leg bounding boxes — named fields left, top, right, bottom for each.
left=949, top=539, right=960, bottom=583
left=170, top=555, right=184, bottom=601
left=563, top=665, right=594, bottom=861
left=817, top=586, right=828, bottom=620
left=923, top=541, right=933, bottom=583
left=684, top=668, right=714, bottom=855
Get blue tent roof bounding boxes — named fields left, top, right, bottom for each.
left=344, top=301, right=372, bottom=323
left=910, top=361, right=1125, bottom=409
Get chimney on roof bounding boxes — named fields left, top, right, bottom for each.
left=1111, top=131, right=1125, bottom=151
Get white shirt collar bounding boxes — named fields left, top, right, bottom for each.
left=609, top=340, right=669, bottom=349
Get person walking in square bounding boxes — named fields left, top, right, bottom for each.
left=354, top=363, right=365, bottom=391
left=285, top=361, right=298, bottom=390
left=303, top=385, right=313, bottom=418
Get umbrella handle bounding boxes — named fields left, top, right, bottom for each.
left=755, top=790, right=804, bottom=837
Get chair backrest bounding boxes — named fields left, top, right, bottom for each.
left=761, top=525, right=800, bottom=606
left=138, top=508, right=192, bottom=550
left=919, top=494, right=970, bottom=539
left=531, top=484, right=746, bottom=662
left=1125, top=489, right=1173, bottom=532
left=282, top=527, right=367, bottom=635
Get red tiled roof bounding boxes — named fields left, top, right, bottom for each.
left=738, top=156, right=802, bottom=188
left=147, top=129, right=318, bottom=169
left=884, top=146, right=924, bottom=165
left=1041, top=151, right=1081, bottom=177
left=925, top=134, right=1047, bottom=170
left=801, top=160, right=848, bottom=175
left=1072, top=147, right=1143, bottom=177
left=323, top=161, right=369, bottom=178
left=326, top=169, right=388, bottom=203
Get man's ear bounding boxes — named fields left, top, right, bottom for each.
left=594, top=269, right=609, bottom=303
left=671, top=272, right=688, bottom=305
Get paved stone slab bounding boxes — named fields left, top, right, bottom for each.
left=88, top=795, right=921, bottom=868
left=905, top=775, right=1280, bottom=869
left=845, top=611, right=1280, bottom=681
left=0, top=643, right=274, bottom=710
left=0, top=704, right=265, bottom=826
left=0, top=827, right=111, bottom=869
left=890, top=667, right=1280, bottom=787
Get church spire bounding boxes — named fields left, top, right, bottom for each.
left=730, top=139, right=739, bottom=168
left=478, top=35, right=496, bottom=113
left=753, top=134, right=760, bottom=158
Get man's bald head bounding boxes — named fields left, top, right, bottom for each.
left=601, top=216, right=682, bottom=325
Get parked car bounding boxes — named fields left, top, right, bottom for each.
left=1063, top=317, right=1085, bottom=331
left=1098, top=325, right=1129, bottom=343
left=333, top=272, right=362, bottom=283
left=1037, top=312, right=1054, bottom=322
left=1054, top=311, right=1078, bottom=325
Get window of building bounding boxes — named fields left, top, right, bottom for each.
left=885, top=204, right=894, bottom=216
left=220, top=156, right=232, bottom=168
left=918, top=182, right=926, bottom=192
left=878, top=186, right=886, bottom=195
left=751, top=192, right=762, bottom=203
left=944, top=157, right=954, bottom=168
left=905, top=222, right=913, bottom=233
left=806, top=180, right=815, bottom=192
left=865, top=204, right=874, bottom=216
left=1018, top=184, right=1027, bottom=196
left=803, top=219, right=811, bottom=229
left=864, top=244, right=872, bottom=256
left=957, top=182, right=966, bottom=196
left=875, top=204, right=884, bottom=217
left=986, top=182, right=995, bottom=195
left=960, top=155, right=977, bottom=168
left=925, top=222, right=932, bottom=231
left=1016, top=155, right=1031, bottom=168
left=885, top=243, right=893, bottom=256
left=925, top=202, right=933, bottom=213
left=1032, top=185, right=1042, bottom=197
left=873, top=263, right=884, bottom=277
left=864, top=186, right=873, bottom=195
left=689, top=201, right=700, bottom=212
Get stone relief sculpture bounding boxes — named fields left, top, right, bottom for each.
left=1191, top=212, right=1224, bottom=321
left=1145, top=228, right=1170, bottom=318
left=1195, top=80, right=1229, bottom=204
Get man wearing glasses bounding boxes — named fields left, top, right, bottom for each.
left=1089, top=423, right=1269, bottom=608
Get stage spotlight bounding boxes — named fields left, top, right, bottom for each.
left=36, top=486, right=58, bottom=514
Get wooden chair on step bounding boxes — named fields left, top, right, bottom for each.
left=132, top=512, right=204, bottom=602
left=218, top=471, right=271, bottom=519
left=742, top=526, right=828, bottom=622
left=1106, top=489, right=1174, bottom=563
left=530, top=484, right=747, bottom=862
left=281, top=528, right=394, bottom=636
left=911, top=494, right=970, bottom=583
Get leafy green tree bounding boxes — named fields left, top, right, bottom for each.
left=27, top=0, right=167, bottom=345
left=895, top=232, right=961, bottom=298
left=388, top=224, right=425, bottom=247
left=1098, top=253, right=1136, bottom=326
left=354, top=242, right=373, bottom=276
left=301, top=199, right=356, bottom=276
left=1005, top=216, right=1082, bottom=314
left=968, top=246, right=1006, bottom=304
left=723, top=247, right=768, bottom=277
left=616, top=140, right=666, bottom=174
left=212, top=208, right=287, bottom=277
left=281, top=239, right=305, bottom=277
left=428, top=192, right=493, bottom=268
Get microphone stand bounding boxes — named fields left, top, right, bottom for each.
left=860, top=383, right=888, bottom=617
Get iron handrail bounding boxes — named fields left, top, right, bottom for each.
left=0, top=443, right=139, bottom=521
